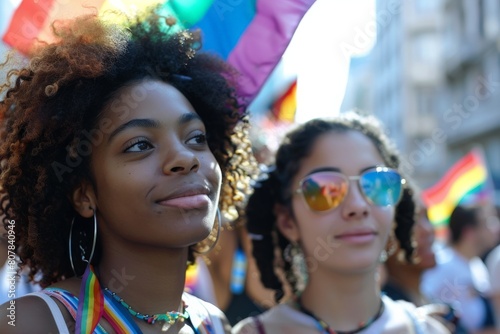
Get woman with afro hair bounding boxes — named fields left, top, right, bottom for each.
left=233, top=113, right=452, bottom=333
left=0, top=7, right=257, bottom=334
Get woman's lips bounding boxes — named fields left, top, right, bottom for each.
left=156, top=184, right=212, bottom=210
left=334, top=232, right=377, bottom=244
left=157, top=194, right=211, bottom=210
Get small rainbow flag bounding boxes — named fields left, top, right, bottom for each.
left=271, top=80, right=297, bottom=123
left=422, top=149, right=492, bottom=239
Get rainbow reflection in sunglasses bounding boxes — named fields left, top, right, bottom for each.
left=294, top=167, right=405, bottom=212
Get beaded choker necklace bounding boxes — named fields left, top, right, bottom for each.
left=104, top=287, right=190, bottom=332
left=296, top=298, right=385, bottom=334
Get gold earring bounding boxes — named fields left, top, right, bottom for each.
left=380, top=228, right=398, bottom=263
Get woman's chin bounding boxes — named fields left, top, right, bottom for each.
left=329, top=256, right=381, bottom=275
left=188, top=225, right=217, bottom=250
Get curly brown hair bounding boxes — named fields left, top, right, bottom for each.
left=0, top=10, right=257, bottom=287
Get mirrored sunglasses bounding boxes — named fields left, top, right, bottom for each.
left=295, top=167, right=405, bottom=212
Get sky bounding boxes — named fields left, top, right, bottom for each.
left=281, top=0, right=376, bottom=123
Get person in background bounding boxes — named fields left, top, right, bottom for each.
left=0, top=7, right=257, bottom=333
left=485, top=206, right=500, bottom=333
left=234, top=113, right=450, bottom=333
left=486, top=242, right=500, bottom=333
left=382, top=187, right=461, bottom=332
left=383, top=187, right=437, bottom=306
left=422, top=204, right=500, bottom=333
left=202, top=221, right=278, bottom=325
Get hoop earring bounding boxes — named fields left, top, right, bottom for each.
left=192, top=208, right=222, bottom=255
left=284, top=242, right=308, bottom=295
left=69, top=210, right=97, bottom=277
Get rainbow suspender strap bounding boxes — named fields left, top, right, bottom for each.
left=44, top=266, right=217, bottom=334
left=76, top=265, right=104, bottom=333
left=43, top=288, right=108, bottom=334
left=45, top=264, right=141, bottom=334
left=74, top=263, right=141, bottom=333
left=102, top=291, right=142, bottom=333
left=45, top=286, right=143, bottom=334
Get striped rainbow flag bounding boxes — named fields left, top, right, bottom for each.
left=2, top=0, right=215, bottom=55
left=2, top=0, right=315, bottom=105
left=271, top=80, right=297, bottom=123
left=422, top=149, right=492, bottom=239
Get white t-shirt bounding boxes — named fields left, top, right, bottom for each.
left=421, top=247, right=491, bottom=331
left=233, top=295, right=449, bottom=334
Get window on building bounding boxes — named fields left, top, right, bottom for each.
left=415, top=0, right=440, bottom=13
left=479, top=0, right=485, bottom=36
left=415, top=88, right=435, bottom=115
left=412, top=33, right=440, bottom=66
left=443, top=17, right=458, bottom=60
left=486, top=138, right=500, bottom=174
left=484, top=0, right=499, bottom=38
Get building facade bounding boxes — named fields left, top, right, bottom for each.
left=342, top=0, right=500, bottom=203
left=439, top=0, right=500, bottom=200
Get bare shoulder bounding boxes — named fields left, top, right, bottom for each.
left=0, top=294, right=62, bottom=333
left=232, top=317, right=260, bottom=334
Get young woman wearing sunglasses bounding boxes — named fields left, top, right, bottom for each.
left=233, top=113, right=450, bottom=333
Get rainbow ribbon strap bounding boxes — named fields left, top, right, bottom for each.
left=76, top=265, right=104, bottom=334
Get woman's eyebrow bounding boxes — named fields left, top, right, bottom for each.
left=178, top=112, right=201, bottom=125
left=108, top=118, right=161, bottom=142
left=307, top=167, right=342, bottom=175
left=107, top=112, right=202, bottom=142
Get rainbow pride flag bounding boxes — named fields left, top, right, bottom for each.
left=271, top=80, right=297, bottom=123
left=2, top=0, right=216, bottom=55
left=2, top=0, right=315, bottom=105
left=422, top=149, right=492, bottom=238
